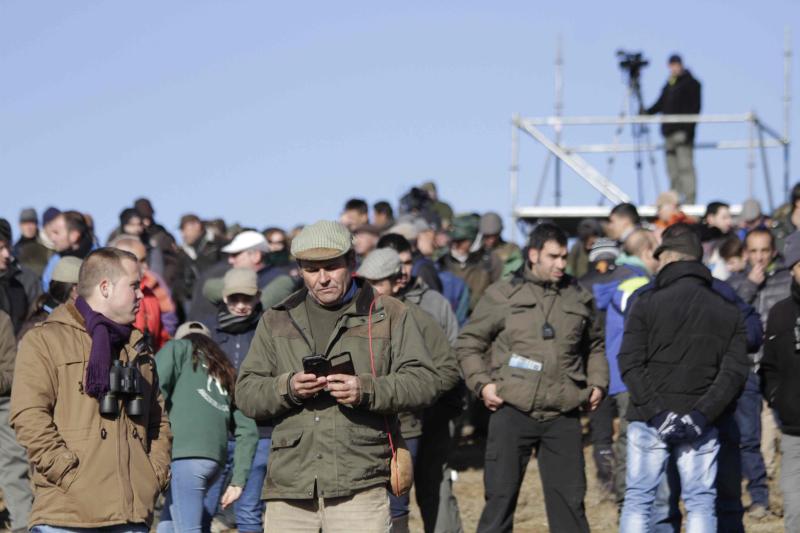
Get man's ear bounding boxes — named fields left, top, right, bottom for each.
left=98, top=278, right=111, bottom=299
left=527, top=247, right=539, bottom=265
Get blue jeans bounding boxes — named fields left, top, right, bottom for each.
left=734, top=372, right=769, bottom=507
left=620, top=421, right=719, bottom=533
left=388, top=436, right=420, bottom=519
left=651, top=413, right=744, bottom=533
left=31, top=526, right=148, bottom=533
left=208, top=437, right=270, bottom=533
left=157, top=458, right=222, bottom=533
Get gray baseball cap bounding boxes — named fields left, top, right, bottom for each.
left=52, top=257, right=82, bottom=284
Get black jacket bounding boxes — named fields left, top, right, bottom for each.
left=0, top=263, right=30, bottom=335
left=760, top=281, right=800, bottom=436
left=619, top=261, right=749, bottom=423
left=646, top=70, right=702, bottom=141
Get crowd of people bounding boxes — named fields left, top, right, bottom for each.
left=1, top=179, right=800, bottom=533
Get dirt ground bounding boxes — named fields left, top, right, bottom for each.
left=1, top=428, right=785, bottom=533
left=405, top=430, right=785, bottom=533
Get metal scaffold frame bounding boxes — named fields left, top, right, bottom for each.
left=510, top=29, right=793, bottom=238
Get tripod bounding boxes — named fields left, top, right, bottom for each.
left=604, top=61, right=661, bottom=205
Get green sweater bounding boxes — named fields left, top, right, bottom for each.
left=156, top=339, right=258, bottom=487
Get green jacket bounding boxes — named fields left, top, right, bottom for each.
left=397, top=302, right=462, bottom=439
left=456, top=266, right=608, bottom=420
left=235, top=282, right=439, bottom=500
left=156, top=339, right=258, bottom=487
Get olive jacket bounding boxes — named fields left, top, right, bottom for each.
left=456, top=266, right=608, bottom=420
left=235, top=282, right=439, bottom=500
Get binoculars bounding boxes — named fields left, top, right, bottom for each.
left=99, top=360, right=145, bottom=417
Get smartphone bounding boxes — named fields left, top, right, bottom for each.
left=302, top=354, right=330, bottom=377
left=328, top=352, right=356, bottom=376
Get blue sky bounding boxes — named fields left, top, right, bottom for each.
left=2, top=1, right=798, bottom=242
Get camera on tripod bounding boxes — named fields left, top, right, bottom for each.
left=616, top=49, right=649, bottom=79
left=99, top=359, right=145, bottom=417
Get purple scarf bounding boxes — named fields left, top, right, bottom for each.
left=75, top=296, right=133, bottom=398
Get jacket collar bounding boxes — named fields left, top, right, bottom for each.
left=275, top=278, right=376, bottom=317
left=655, top=260, right=711, bottom=289
left=46, top=302, right=146, bottom=352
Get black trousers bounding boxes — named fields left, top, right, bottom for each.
left=477, top=406, right=589, bottom=533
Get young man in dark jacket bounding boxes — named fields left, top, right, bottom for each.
left=645, top=54, right=702, bottom=203
left=760, top=230, right=800, bottom=532
left=618, top=228, right=749, bottom=532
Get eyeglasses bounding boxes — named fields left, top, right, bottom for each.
left=268, top=240, right=286, bottom=246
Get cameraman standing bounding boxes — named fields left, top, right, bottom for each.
left=10, top=248, right=172, bottom=532
left=236, top=221, right=439, bottom=533
left=645, top=54, right=702, bottom=204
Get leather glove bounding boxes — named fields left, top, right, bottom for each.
left=678, top=410, right=708, bottom=442
left=648, top=411, right=683, bottom=442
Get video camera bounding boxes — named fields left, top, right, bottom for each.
left=99, top=359, right=146, bottom=417
left=616, top=49, right=649, bottom=80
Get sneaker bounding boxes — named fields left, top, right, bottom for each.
left=748, top=504, right=769, bottom=520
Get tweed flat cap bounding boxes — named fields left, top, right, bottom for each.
left=356, top=248, right=401, bottom=280
left=291, top=220, right=353, bottom=261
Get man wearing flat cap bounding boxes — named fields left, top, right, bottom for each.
left=236, top=220, right=439, bottom=532
left=618, top=224, right=749, bottom=531
left=357, top=247, right=463, bottom=533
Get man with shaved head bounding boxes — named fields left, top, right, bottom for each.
left=11, top=247, right=172, bottom=531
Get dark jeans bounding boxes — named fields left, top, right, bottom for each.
left=651, top=412, right=745, bottom=533
left=734, top=372, right=769, bottom=507
left=477, top=407, right=588, bottom=533
left=209, top=437, right=271, bottom=533
left=588, top=394, right=617, bottom=489
left=389, top=437, right=420, bottom=519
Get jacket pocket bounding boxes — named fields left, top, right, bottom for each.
left=495, top=364, right=541, bottom=413
left=267, top=428, right=303, bottom=487
left=345, top=427, right=391, bottom=483
left=561, top=304, right=589, bottom=346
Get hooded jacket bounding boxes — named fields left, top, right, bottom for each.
left=618, top=261, right=749, bottom=423
left=646, top=69, right=702, bottom=140
left=760, top=281, right=800, bottom=436
left=9, top=303, right=172, bottom=529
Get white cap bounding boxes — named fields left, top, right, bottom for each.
left=221, top=230, right=269, bottom=254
